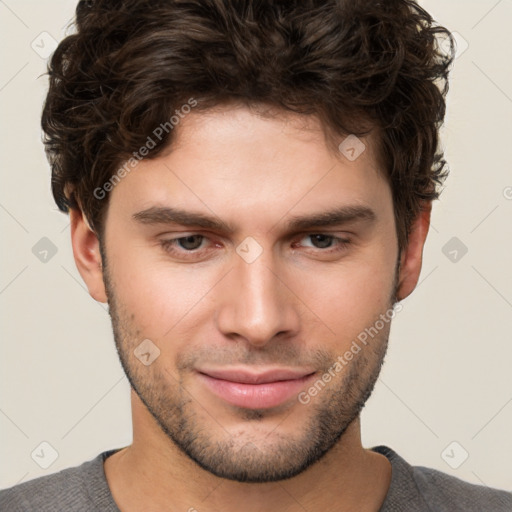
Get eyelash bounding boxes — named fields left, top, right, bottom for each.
left=159, top=234, right=351, bottom=259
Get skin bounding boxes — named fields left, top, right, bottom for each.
left=70, top=103, right=431, bottom=512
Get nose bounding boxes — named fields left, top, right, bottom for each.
left=215, top=247, right=301, bottom=348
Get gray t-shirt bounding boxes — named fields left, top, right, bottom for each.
left=1, top=445, right=511, bottom=511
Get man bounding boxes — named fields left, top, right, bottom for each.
left=1, top=0, right=511, bottom=510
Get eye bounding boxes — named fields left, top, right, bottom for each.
left=160, top=234, right=208, bottom=255
left=297, top=234, right=351, bottom=252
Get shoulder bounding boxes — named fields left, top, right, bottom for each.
left=412, top=463, right=512, bottom=511
left=372, top=445, right=512, bottom=512
left=0, top=451, right=119, bottom=511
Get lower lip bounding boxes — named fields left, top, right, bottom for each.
left=197, top=372, right=316, bottom=410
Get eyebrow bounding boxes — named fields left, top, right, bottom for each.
left=132, top=204, right=376, bottom=233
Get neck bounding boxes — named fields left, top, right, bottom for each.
left=104, top=392, right=391, bottom=512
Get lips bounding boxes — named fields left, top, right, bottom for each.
left=196, top=367, right=316, bottom=409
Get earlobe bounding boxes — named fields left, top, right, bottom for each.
left=69, top=208, right=108, bottom=303
left=396, top=202, right=432, bottom=301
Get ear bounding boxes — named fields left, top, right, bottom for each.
left=396, top=202, right=432, bottom=301
left=69, top=208, right=108, bottom=303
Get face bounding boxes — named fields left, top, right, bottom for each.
left=96, top=104, right=402, bottom=482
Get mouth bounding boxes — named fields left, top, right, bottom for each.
left=195, top=367, right=317, bottom=410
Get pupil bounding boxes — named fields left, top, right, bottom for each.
left=180, top=235, right=202, bottom=250
left=312, top=234, right=332, bottom=248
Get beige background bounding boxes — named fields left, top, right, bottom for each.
left=1, top=0, right=511, bottom=493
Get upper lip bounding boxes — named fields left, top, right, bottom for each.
left=197, top=367, right=316, bottom=384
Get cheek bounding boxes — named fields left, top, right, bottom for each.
left=295, top=253, right=396, bottom=342
left=108, top=246, right=223, bottom=338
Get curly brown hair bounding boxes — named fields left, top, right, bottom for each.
left=41, top=0, right=455, bottom=254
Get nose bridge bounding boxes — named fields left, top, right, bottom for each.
left=215, top=243, right=299, bottom=346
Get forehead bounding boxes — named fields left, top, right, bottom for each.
left=107, top=104, right=392, bottom=228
